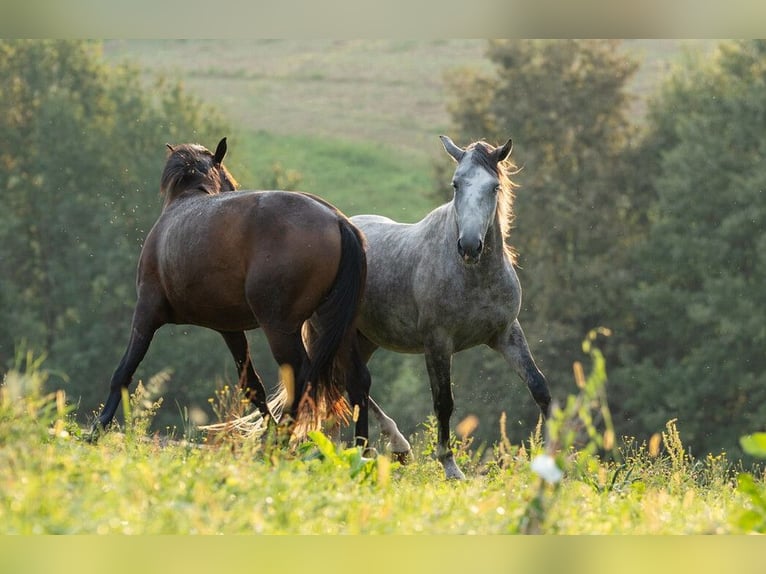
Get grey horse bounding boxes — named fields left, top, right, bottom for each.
left=351, top=135, right=551, bottom=479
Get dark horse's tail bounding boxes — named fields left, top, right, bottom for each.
left=300, top=217, right=367, bottom=425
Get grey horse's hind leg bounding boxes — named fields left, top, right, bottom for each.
left=368, top=396, right=412, bottom=462
left=493, top=319, right=551, bottom=417
left=424, top=338, right=465, bottom=480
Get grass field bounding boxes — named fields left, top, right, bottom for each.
left=2, top=350, right=763, bottom=536
left=229, top=130, right=437, bottom=221
left=101, top=39, right=714, bottom=222
left=102, top=39, right=490, bottom=158
left=102, top=39, right=714, bottom=150
left=103, top=39, right=490, bottom=221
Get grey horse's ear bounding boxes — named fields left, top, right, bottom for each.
left=166, top=143, right=175, bottom=152
left=439, top=135, right=465, bottom=162
left=213, top=137, right=227, bottom=165
left=494, top=138, right=513, bottom=163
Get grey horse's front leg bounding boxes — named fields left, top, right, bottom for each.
left=493, top=319, right=551, bottom=417
left=424, top=338, right=465, bottom=480
left=368, top=396, right=412, bottom=462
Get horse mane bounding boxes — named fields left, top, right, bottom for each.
left=160, top=143, right=239, bottom=202
left=465, top=140, right=519, bottom=263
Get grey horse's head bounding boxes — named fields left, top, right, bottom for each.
left=440, top=135, right=513, bottom=265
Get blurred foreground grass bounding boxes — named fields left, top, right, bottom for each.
left=0, top=348, right=761, bottom=535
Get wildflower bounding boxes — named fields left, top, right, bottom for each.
left=531, top=454, right=563, bottom=484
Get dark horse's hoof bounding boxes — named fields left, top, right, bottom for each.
left=86, top=421, right=106, bottom=444
left=362, top=446, right=379, bottom=459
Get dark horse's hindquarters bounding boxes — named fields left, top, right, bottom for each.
left=93, top=138, right=370, bottom=441
left=348, top=135, right=551, bottom=479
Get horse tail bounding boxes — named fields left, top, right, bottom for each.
left=300, top=217, right=367, bottom=426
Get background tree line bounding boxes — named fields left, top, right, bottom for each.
left=1, top=39, right=763, bottom=459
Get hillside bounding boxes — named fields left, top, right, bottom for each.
left=102, top=39, right=489, bottom=160
left=102, top=40, right=712, bottom=159
left=101, top=39, right=712, bottom=222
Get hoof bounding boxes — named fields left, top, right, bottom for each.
left=445, top=467, right=467, bottom=481
left=362, top=446, right=379, bottom=459
left=86, top=422, right=105, bottom=444
left=441, top=456, right=466, bottom=480
left=391, top=450, right=412, bottom=465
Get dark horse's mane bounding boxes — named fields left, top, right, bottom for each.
left=160, top=143, right=239, bottom=202
left=464, top=140, right=519, bottom=263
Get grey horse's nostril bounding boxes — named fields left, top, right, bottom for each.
left=457, top=237, right=483, bottom=263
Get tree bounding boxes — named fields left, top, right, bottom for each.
left=612, top=40, right=766, bottom=456
left=0, top=40, right=230, bottom=425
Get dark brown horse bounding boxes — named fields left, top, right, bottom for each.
left=93, top=138, right=370, bottom=441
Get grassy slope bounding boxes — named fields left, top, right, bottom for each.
left=101, top=39, right=716, bottom=223
left=102, top=40, right=489, bottom=154
left=103, top=39, right=495, bottom=221
left=102, top=39, right=714, bottom=152
left=231, top=131, right=436, bottom=221
left=0, top=367, right=749, bottom=535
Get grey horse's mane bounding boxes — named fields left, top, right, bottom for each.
left=465, top=140, right=519, bottom=264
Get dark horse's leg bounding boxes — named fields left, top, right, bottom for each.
left=492, top=319, right=551, bottom=418
left=261, top=326, right=311, bottom=422
left=92, top=296, right=166, bottom=437
left=218, top=330, right=273, bottom=420
left=345, top=344, right=372, bottom=449
left=303, top=324, right=373, bottom=451
left=424, top=334, right=465, bottom=480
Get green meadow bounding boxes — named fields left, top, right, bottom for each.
left=2, top=345, right=763, bottom=535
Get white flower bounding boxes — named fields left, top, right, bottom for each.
left=530, top=454, right=563, bottom=484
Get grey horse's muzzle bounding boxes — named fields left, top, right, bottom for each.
left=457, top=236, right=483, bottom=264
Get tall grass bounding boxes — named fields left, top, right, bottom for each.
left=0, top=342, right=757, bottom=534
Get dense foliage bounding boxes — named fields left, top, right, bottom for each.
left=611, top=40, right=766, bottom=456
left=0, top=40, right=229, bottom=424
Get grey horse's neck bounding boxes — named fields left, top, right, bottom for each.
left=482, top=210, right=508, bottom=261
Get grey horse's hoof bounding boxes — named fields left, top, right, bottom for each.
left=441, top=456, right=466, bottom=480
left=391, top=450, right=413, bottom=465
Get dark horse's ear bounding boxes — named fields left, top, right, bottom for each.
left=494, top=138, right=513, bottom=163
left=166, top=143, right=175, bottom=153
left=439, top=135, right=465, bottom=163
left=213, top=137, right=227, bottom=165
